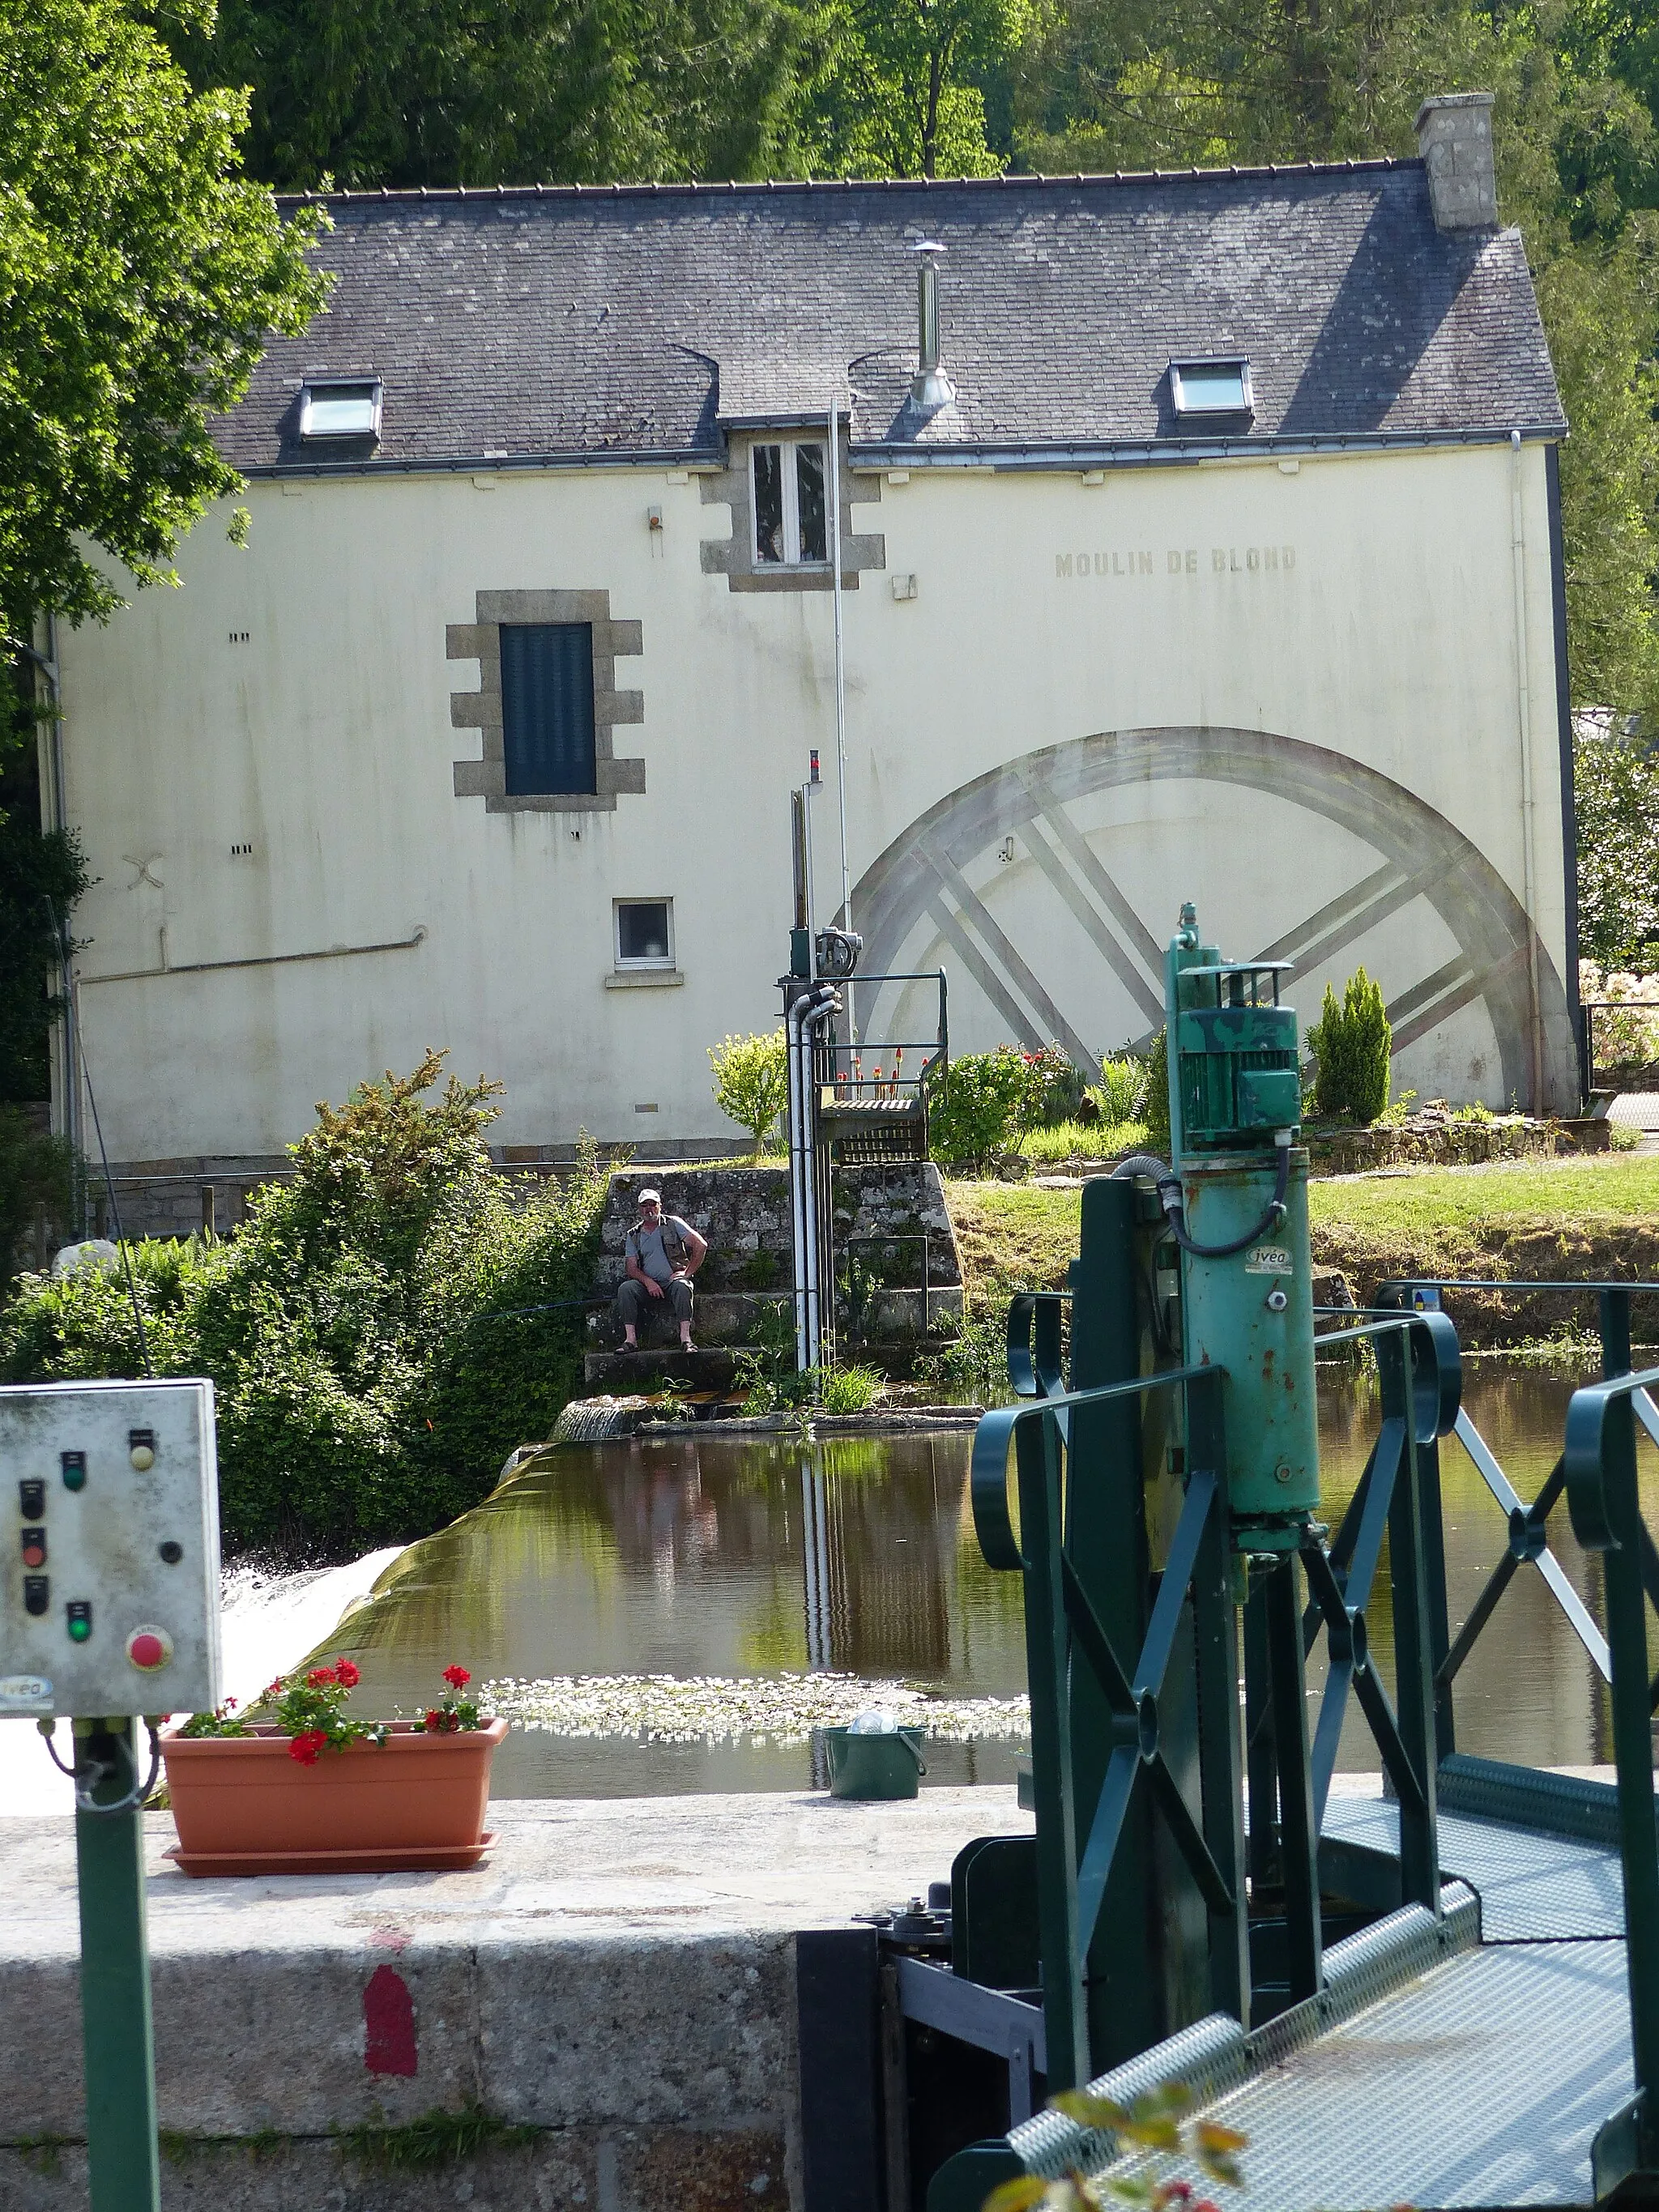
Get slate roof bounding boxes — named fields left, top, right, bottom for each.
left=221, top=166, right=1565, bottom=472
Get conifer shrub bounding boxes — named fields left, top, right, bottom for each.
left=1309, top=969, right=1392, bottom=1123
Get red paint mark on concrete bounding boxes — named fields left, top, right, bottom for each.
left=369, top=1924, right=412, bottom=1951
left=363, top=1964, right=418, bottom=2075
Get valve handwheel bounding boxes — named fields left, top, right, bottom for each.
left=126, top=1626, right=172, bottom=1673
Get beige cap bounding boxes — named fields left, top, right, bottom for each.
left=638, top=1187, right=662, bottom=1205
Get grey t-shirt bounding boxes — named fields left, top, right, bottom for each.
left=625, top=1217, right=694, bottom=1285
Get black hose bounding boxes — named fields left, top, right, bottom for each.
left=1113, top=1141, right=1292, bottom=1260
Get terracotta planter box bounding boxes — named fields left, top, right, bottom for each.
left=158, top=1719, right=508, bottom=1876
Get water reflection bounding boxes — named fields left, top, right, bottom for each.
left=322, top=1358, right=1627, bottom=1797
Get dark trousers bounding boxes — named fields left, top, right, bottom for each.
left=616, top=1275, right=693, bottom=1331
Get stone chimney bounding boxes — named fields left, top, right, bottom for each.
left=1414, top=92, right=1498, bottom=231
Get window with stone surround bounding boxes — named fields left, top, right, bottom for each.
left=701, top=430, right=884, bottom=595
left=449, top=590, right=643, bottom=813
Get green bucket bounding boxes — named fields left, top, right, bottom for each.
left=821, top=1726, right=928, bottom=1801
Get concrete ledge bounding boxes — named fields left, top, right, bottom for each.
left=4, top=1788, right=1030, bottom=2208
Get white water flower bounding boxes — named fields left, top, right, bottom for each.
left=481, top=1672, right=1030, bottom=1747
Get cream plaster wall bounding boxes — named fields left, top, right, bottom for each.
left=55, top=437, right=1572, bottom=1160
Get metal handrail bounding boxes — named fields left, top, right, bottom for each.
left=1566, top=1347, right=1659, bottom=2190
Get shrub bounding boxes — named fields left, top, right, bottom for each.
left=929, top=1047, right=1047, bottom=1167
left=1143, top=1027, right=1171, bottom=1156
left=0, top=1055, right=607, bottom=1551
left=0, top=1107, right=77, bottom=1294
left=708, top=1029, right=789, bottom=1157
left=1309, top=969, right=1392, bottom=1123
left=1094, top=1054, right=1149, bottom=1127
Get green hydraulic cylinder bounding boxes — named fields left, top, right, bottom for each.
left=75, top=1720, right=161, bottom=2212
left=1178, top=1155, right=1319, bottom=1545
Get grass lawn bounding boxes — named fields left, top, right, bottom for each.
left=945, top=1153, right=1659, bottom=1331
left=1307, top=1152, right=1659, bottom=1236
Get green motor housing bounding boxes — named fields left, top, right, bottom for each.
left=1163, top=903, right=1320, bottom=1544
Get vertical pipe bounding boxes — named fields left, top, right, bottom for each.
left=827, top=400, right=853, bottom=1051
left=1511, top=428, right=1545, bottom=1106
left=76, top=1723, right=161, bottom=2212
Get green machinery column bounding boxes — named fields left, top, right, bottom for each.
left=75, top=1720, right=161, bottom=2212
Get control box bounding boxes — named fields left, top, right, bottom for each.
left=0, top=1379, right=221, bottom=1719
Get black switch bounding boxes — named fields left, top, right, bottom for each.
left=61, top=1451, right=86, bottom=1493
left=158, top=1541, right=183, bottom=1565
left=23, top=1575, right=48, bottom=1617
left=18, top=1479, right=44, bottom=1517
left=20, top=1528, right=45, bottom=1569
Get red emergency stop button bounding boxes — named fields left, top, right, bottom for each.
left=126, top=1626, right=173, bottom=1673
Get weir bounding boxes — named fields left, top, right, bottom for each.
left=870, top=906, right=1659, bottom=2211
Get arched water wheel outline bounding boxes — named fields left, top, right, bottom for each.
left=851, top=726, right=1574, bottom=1110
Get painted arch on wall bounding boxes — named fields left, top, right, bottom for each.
left=851, top=726, right=1576, bottom=1113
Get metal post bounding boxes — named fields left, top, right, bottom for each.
left=75, top=1721, right=161, bottom=2212
left=1382, top=1330, right=1440, bottom=1912
left=1188, top=1368, right=1249, bottom=2025
left=1065, top=1178, right=1162, bottom=2066
left=1243, top=1576, right=1277, bottom=1894
left=1599, top=1292, right=1659, bottom=2133
left=1263, top=1558, right=1322, bottom=2004
left=1015, top=1408, right=1089, bottom=2090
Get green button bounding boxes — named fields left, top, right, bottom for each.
left=66, top=1606, right=92, bottom=1643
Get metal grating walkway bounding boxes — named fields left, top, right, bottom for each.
left=1324, top=1793, right=1627, bottom=1941
left=1077, top=1801, right=1634, bottom=2209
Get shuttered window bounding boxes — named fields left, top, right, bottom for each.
left=500, top=623, right=596, bottom=795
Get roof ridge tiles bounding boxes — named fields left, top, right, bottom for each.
left=289, top=156, right=1412, bottom=207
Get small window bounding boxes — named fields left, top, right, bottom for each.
left=1170, top=360, right=1253, bottom=418
left=752, top=441, right=830, bottom=565
left=501, top=623, right=596, bottom=795
left=616, top=900, right=673, bottom=967
left=299, top=379, right=383, bottom=440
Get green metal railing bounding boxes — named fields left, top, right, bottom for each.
left=970, top=1353, right=1243, bottom=2091
left=1566, top=1289, right=1659, bottom=2198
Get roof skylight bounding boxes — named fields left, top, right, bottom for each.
left=1170, top=360, right=1253, bottom=418
left=299, top=379, right=383, bottom=440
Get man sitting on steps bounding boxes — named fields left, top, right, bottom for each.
left=616, top=1189, right=707, bottom=1353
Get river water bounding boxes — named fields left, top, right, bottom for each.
left=317, top=1357, right=1640, bottom=1800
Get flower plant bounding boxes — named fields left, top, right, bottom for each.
left=181, top=1660, right=484, bottom=1764
left=982, top=2082, right=1245, bottom=2210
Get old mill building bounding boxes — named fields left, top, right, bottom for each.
left=44, top=92, right=1580, bottom=1213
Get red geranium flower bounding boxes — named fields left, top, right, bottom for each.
left=334, top=1658, right=361, bottom=1688
left=424, top=1707, right=444, bottom=1732
left=288, top=1729, right=328, bottom=1766
left=442, top=1664, right=471, bottom=1689
left=305, top=1667, right=337, bottom=1689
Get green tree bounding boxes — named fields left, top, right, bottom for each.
left=709, top=1029, right=790, bottom=1157
left=1573, top=718, right=1659, bottom=965
left=170, top=0, right=818, bottom=188
left=803, top=0, right=1028, bottom=177
left=0, top=0, right=329, bottom=632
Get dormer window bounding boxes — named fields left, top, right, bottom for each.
left=1170, top=360, right=1253, bottom=419
left=299, top=378, right=383, bottom=441
left=752, top=440, right=829, bottom=565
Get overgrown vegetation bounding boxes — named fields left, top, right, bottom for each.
left=1308, top=968, right=1392, bottom=1123
left=0, top=1055, right=607, bottom=1549
left=929, top=1043, right=1152, bottom=1168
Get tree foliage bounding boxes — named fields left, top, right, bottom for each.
left=1574, top=719, right=1659, bottom=965
left=0, top=0, right=328, bottom=629
left=0, top=1055, right=609, bottom=1548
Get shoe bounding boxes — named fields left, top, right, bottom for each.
left=618, top=1340, right=638, bottom=1354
